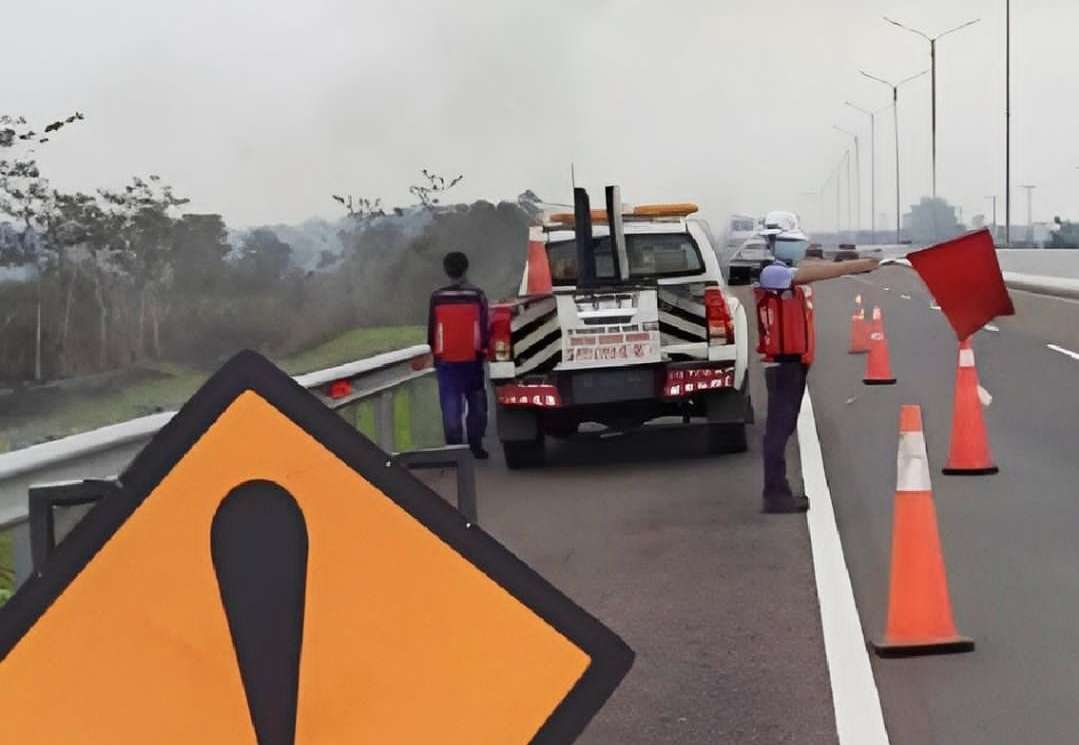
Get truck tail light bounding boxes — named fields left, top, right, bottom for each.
left=705, top=287, right=734, bottom=345
left=490, top=304, right=513, bottom=362
left=496, top=383, right=562, bottom=407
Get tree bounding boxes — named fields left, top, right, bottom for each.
left=1050, top=217, right=1079, bottom=249
left=237, top=228, right=293, bottom=289
left=0, top=112, right=84, bottom=379
left=97, top=176, right=189, bottom=359
left=331, top=193, right=385, bottom=220
left=409, top=169, right=463, bottom=209
left=170, top=213, right=231, bottom=294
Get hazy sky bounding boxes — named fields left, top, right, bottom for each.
left=5, top=0, right=1077, bottom=233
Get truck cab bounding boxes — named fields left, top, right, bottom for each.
left=489, top=197, right=752, bottom=468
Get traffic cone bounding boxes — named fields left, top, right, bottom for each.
left=942, top=338, right=998, bottom=475
left=848, top=295, right=869, bottom=354
left=872, top=405, right=974, bottom=657
left=525, top=225, right=553, bottom=295
left=862, top=306, right=897, bottom=385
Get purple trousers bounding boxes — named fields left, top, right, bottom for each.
left=435, top=362, right=488, bottom=447
left=762, top=361, right=808, bottom=500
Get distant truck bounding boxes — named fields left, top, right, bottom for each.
left=488, top=189, right=752, bottom=468
left=726, top=233, right=773, bottom=285
left=724, top=214, right=757, bottom=253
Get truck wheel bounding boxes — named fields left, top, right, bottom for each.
left=502, top=434, right=546, bottom=469
left=707, top=422, right=748, bottom=454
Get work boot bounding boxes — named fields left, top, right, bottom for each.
left=470, top=443, right=490, bottom=460
left=762, top=495, right=810, bottom=514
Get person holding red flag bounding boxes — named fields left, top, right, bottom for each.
left=755, top=212, right=880, bottom=513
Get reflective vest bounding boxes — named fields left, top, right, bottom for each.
left=430, top=286, right=487, bottom=363
left=754, top=285, right=815, bottom=365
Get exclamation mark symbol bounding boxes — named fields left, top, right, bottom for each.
left=212, top=480, right=308, bottom=745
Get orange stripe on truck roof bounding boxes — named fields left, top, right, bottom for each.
left=545, top=202, right=699, bottom=224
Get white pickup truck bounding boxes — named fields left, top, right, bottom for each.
left=488, top=191, right=752, bottom=468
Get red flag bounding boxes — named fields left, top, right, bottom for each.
left=907, top=228, right=1015, bottom=340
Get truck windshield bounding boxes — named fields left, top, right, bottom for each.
left=546, top=234, right=704, bottom=285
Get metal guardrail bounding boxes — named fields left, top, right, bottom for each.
left=0, top=344, right=434, bottom=587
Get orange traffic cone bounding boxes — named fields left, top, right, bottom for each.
left=942, top=338, right=998, bottom=475
left=862, top=306, right=897, bottom=385
left=848, top=295, right=870, bottom=354
left=872, top=405, right=974, bottom=657
left=525, top=225, right=553, bottom=295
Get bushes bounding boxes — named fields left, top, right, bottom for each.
left=0, top=198, right=533, bottom=384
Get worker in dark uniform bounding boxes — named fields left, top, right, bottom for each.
left=755, top=212, right=879, bottom=513
left=428, top=252, right=490, bottom=459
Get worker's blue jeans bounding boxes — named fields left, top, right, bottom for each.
left=435, top=361, right=488, bottom=448
left=762, top=361, right=808, bottom=501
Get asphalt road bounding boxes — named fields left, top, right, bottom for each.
left=422, top=263, right=1079, bottom=744
left=420, top=345, right=840, bottom=743
left=809, top=265, right=1079, bottom=744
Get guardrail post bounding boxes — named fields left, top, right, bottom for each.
left=11, top=521, right=32, bottom=588
left=378, top=390, right=396, bottom=452
left=456, top=451, right=478, bottom=525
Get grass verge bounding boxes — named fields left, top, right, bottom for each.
left=1, top=325, right=424, bottom=450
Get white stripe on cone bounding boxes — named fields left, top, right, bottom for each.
left=897, top=432, right=933, bottom=492
left=958, top=348, right=975, bottom=368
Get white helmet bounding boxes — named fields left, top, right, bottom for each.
left=759, top=210, right=808, bottom=242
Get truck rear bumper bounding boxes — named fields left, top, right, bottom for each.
left=495, top=362, right=737, bottom=410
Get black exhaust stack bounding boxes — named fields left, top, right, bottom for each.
left=573, top=187, right=596, bottom=288
left=605, top=185, right=629, bottom=282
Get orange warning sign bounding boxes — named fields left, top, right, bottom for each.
left=0, top=351, right=632, bottom=744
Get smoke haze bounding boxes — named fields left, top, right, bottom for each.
left=4, top=0, right=1076, bottom=230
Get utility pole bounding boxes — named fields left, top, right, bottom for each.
left=1019, top=184, right=1036, bottom=245
left=861, top=69, right=929, bottom=244
left=884, top=16, right=981, bottom=199
left=985, top=195, right=998, bottom=242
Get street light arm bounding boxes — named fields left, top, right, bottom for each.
left=897, top=69, right=930, bottom=87
left=883, top=16, right=932, bottom=41
left=844, top=101, right=871, bottom=116
left=936, top=18, right=981, bottom=40
left=859, top=70, right=895, bottom=89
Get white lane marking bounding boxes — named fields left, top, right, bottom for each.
left=900, top=294, right=912, bottom=300
left=983, top=323, right=999, bottom=333
left=883, top=287, right=891, bottom=292
left=1047, top=343, right=1079, bottom=361
left=930, top=304, right=941, bottom=311
left=798, top=392, right=891, bottom=745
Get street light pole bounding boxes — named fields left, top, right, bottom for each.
left=1019, top=184, right=1036, bottom=245
left=985, top=195, right=998, bottom=242
left=884, top=16, right=981, bottom=200
left=861, top=69, right=929, bottom=244
left=834, top=125, right=861, bottom=238
left=845, top=101, right=888, bottom=243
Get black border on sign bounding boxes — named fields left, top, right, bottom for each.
left=0, top=350, right=633, bottom=744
